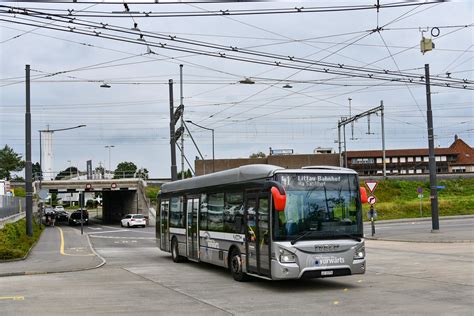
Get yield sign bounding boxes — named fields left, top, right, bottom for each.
left=365, top=180, right=378, bottom=193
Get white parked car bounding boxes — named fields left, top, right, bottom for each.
left=54, top=205, right=65, bottom=212
left=120, top=214, right=146, bottom=228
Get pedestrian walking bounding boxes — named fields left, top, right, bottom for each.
left=50, top=211, right=56, bottom=227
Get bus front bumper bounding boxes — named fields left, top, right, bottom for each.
left=271, top=258, right=366, bottom=280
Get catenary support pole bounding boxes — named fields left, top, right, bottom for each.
left=425, top=64, right=440, bottom=232
left=169, top=79, right=177, bottom=181
left=179, top=65, right=184, bottom=179
left=183, top=122, right=204, bottom=160
left=25, top=64, right=33, bottom=237
left=381, top=100, right=386, bottom=177
left=338, top=121, right=342, bottom=167
left=343, top=124, right=347, bottom=168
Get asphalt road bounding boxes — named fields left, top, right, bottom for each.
left=364, top=216, right=474, bottom=242
left=0, top=220, right=472, bottom=315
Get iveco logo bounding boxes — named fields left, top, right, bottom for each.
left=314, top=244, right=340, bottom=252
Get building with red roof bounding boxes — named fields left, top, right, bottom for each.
left=347, top=136, right=474, bottom=175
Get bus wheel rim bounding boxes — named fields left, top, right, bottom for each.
left=232, top=255, right=241, bottom=273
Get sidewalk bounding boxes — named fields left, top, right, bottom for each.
left=0, top=225, right=105, bottom=277
left=364, top=215, right=474, bottom=243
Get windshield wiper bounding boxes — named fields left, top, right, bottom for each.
left=331, top=233, right=362, bottom=242
left=290, top=232, right=361, bottom=244
left=290, top=230, right=319, bottom=245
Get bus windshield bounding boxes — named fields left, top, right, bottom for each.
left=274, top=173, right=362, bottom=241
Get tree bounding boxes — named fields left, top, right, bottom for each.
left=113, top=161, right=137, bottom=179
left=32, top=162, right=42, bottom=180
left=55, top=166, right=78, bottom=180
left=136, top=167, right=149, bottom=180
left=0, top=145, right=25, bottom=180
left=249, top=151, right=266, bottom=158
left=177, top=169, right=192, bottom=179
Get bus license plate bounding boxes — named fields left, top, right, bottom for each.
left=321, top=270, right=333, bottom=276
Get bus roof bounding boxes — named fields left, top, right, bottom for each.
left=160, top=164, right=282, bottom=194
left=160, top=164, right=357, bottom=194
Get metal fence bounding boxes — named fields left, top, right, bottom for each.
left=0, top=196, right=25, bottom=219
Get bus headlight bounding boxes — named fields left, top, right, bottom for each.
left=353, top=245, right=365, bottom=260
left=279, top=248, right=296, bottom=263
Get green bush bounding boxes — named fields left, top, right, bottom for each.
left=146, top=186, right=160, bottom=200
left=13, top=187, right=26, bottom=197
left=0, top=218, right=44, bottom=261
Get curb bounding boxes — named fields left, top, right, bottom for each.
left=0, top=229, right=106, bottom=278
left=364, top=214, right=474, bottom=225
left=0, top=212, right=26, bottom=230
left=365, top=237, right=474, bottom=243
left=364, top=215, right=474, bottom=243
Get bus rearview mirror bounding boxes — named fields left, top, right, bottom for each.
left=360, top=187, right=368, bottom=204
left=271, top=186, right=286, bottom=211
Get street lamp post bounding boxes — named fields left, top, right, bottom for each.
left=185, top=120, right=215, bottom=173
left=105, top=145, right=115, bottom=178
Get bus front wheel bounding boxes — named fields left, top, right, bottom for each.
left=230, top=249, right=249, bottom=282
left=171, top=238, right=184, bottom=263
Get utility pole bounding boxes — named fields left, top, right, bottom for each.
left=380, top=100, right=386, bottom=177
left=169, top=79, right=177, bottom=181
left=179, top=64, right=184, bottom=179
left=343, top=123, right=347, bottom=168
left=425, top=64, right=439, bottom=232
left=337, top=119, right=342, bottom=167
left=25, top=64, right=33, bottom=236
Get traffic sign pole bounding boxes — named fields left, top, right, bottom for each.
left=419, top=194, right=423, bottom=217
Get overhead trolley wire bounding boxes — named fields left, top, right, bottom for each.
left=1, top=8, right=471, bottom=90
left=0, top=1, right=441, bottom=18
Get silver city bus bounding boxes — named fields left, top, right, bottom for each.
left=157, top=164, right=367, bottom=281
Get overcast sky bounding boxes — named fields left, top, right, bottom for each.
left=0, top=0, right=472, bottom=178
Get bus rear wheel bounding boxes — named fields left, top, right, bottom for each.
left=171, top=238, right=184, bottom=263
left=230, top=248, right=249, bottom=282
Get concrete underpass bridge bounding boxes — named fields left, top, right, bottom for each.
left=35, top=179, right=154, bottom=225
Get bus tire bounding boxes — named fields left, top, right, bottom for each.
left=230, top=248, right=249, bottom=282
left=171, top=238, right=184, bottom=263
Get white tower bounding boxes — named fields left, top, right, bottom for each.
left=41, top=131, right=54, bottom=180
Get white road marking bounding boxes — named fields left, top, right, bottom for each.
left=87, top=229, right=129, bottom=235
left=89, top=235, right=155, bottom=240
left=87, top=226, right=103, bottom=230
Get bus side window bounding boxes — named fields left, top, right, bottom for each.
left=208, top=193, right=224, bottom=232
left=224, top=192, right=243, bottom=234
left=170, top=196, right=185, bottom=228
left=200, top=194, right=208, bottom=231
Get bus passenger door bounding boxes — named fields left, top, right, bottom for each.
left=160, top=200, right=170, bottom=252
left=186, top=197, right=199, bottom=261
left=245, top=193, right=271, bottom=277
